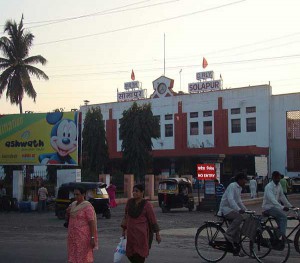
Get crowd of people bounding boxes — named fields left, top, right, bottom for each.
left=1, top=171, right=297, bottom=263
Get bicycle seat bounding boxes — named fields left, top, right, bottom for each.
left=262, top=211, right=275, bottom=219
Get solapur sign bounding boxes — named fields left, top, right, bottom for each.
left=197, top=164, right=216, bottom=180
left=0, top=112, right=78, bottom=165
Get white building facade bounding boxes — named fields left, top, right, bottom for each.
left=80, top=75, right=300, bottom=184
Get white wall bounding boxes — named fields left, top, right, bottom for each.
left=271, top=93, right=300, bottom=177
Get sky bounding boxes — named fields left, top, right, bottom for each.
left=0, top=0, right=300, bottom=114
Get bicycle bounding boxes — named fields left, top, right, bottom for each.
left=263, top=207, right=300, bottom=254
left=194, top=210, right=261, bottom=262
left=195, top=210, right=293, bottom=263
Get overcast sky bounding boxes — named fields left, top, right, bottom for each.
left=0, top=0, right=299, bottom=114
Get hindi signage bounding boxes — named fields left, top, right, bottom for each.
left=197, top=164, right=216, bottom=180
left=117, top=89, right=146, bottom=102
left=124, top=81, right=140, bottom=90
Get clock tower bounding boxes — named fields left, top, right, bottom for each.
left=151, top=76, right=175, bottom=98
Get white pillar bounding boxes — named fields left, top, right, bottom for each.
left=13, top=170, right=24, bottom=201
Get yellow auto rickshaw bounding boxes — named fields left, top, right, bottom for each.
left=158, top=177, right=194, bottom=213
left=55, top=182, right=111, bottom=219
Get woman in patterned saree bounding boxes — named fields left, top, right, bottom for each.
left=66, top=187, right=98, bottom=263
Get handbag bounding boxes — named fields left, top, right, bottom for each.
left=113, top=236, right=127, bottom=263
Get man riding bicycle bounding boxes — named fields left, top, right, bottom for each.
left=217, top=173, right=248, bottom=251
left=262, top=171, right=293, bottom=237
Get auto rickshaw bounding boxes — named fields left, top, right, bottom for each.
left=55, top=182, right=111, bottom=219
left=158, top=177, right=194, bottom=213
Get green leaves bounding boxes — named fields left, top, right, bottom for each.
left=82, top=107, right=109, bottom=181
left=119, top=102, right=160, bottom=182
left=0, top=16, right=48, bottom=113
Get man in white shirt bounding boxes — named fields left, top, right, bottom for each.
left=218, top=173, right=248, bottom=245
left=262, top=171, right=293, bottom=236
left=249, top=176, right=257, bottom=198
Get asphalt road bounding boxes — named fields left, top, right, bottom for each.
left=0, top=195, right=299, bottom=263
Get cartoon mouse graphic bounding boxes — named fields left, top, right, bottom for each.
left=39, top=112, right=78, bottom=165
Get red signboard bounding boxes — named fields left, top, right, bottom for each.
left=197, top=164, right=216, bottom=180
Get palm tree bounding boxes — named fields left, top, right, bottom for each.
left=0, top=16, right=48, bottom=114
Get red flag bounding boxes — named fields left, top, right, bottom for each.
left=131, top=69, right=135, bottom=80
left=202, top=57, right=208, bottom=69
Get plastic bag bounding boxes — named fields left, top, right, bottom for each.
left=113, top=236, right=127, bottom=263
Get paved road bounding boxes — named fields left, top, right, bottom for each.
left=0, top=195, right=299, bottom=263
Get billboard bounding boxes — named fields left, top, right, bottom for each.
left=0, top=112, right=78, bottom=165
left=197, top=164, right=216, bottom=180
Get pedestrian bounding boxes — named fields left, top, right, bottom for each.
left=66, top=187, right=98, bottom=263
left=214, top=179, right=225, bottom=212
left=121, top=184, right=161, bottom=263
left=0, top=183, right=6, bottom=211
left=217, top=173, right=248, bottom=256
left=249, top=176, right=257, bottom=198
left=280, top=174, right=288, bottom=198
left=107, top=181, right=117, bottom=208
left=38, top=183, right=48, bottom=212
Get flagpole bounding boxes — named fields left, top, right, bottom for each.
left=164, top=33, right=165, bottom=76
left=179, top=69, right=182, bottom=91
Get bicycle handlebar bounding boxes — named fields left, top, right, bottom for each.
left=245, top=210, right=256, bottom=215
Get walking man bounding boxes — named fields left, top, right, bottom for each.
left=249, top=176, right=257, bottom=198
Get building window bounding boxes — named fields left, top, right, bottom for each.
left=190, top=122, right=199, bottom=135
left=231, top=119, right=241, bottom=133
left=190, top=112, right=198, bottom=118
left=154, top=115, right=161, bottom=138
left=203, top=111, right=212, bottom=117
left=246, top=117, right=256, bottom=132
left=246, top=106, right=256, bottom=113
left=165, top=114, right=173, bottom=120
left=203, top=121, right=212, bottom=134
left=286, top=111, right=300, bottom=171
left=231, top=108, right=240, bottom=114
left=165, top=124, right=173, bottom=137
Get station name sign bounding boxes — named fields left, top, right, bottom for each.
left=189, top=70, right=222, bottom=94
left=197, top=164, right=216, bottom=180
left=189, top=80, right=222, bottom=93
left=117, top=89, right=146, bottom=102
left=196, top=71, right=214, bottom=80
left=124, top=81, right=141, bottom=90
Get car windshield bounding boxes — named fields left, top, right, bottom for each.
left=159, top=182, right=177, bottom=191
left=97, top=187, right=108, bottom=195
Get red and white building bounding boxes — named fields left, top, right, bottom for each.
left=80, top=74, right=300, bottom=184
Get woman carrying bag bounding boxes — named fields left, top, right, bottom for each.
left=121, top=184, right=161, bottom=263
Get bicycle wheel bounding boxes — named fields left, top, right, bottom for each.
left=249, top=227, right=272, bottom=260
left=252, top=227, right=290, bottom=263
left=294, top=228, right=300, bottom=253
left=195, top=223, right=227, bottom=262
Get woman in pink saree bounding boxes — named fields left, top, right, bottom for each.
left=121, top=184, right=161, bottom=263
left=107, top=181, right=117, bottom=208
left=66, top=187, right=98, bottom=263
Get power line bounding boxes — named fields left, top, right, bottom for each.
left=36, top=0, right=247, bottom=45
left=46, top=54, right=300, bottom=78
left=26, top=0, right=180, bottom=29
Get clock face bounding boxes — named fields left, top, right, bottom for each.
left=157, top=83, right=167, bottom=94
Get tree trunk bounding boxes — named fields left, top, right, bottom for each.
left=19, top=99, right=23, bottom=114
